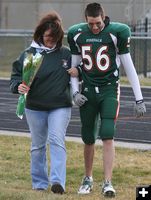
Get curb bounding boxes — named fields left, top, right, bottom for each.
left=0, top=130, right=150, bottom=151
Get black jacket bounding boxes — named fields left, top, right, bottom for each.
left=10, top=46, right=72, bottom=110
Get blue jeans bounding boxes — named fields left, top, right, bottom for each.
left=25, top=107, right=71, bottom=190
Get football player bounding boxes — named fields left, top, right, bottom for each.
left=67, top=2, right=146, bottom=198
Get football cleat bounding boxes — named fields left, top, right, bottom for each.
left=78, top=176, right=93, bottom=194
left=102, top=180, right=116, bottom=197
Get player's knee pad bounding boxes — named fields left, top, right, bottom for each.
left=82, top=134, right=95, bottom=144
left=99, top=118, right=115, bottom=140
left=81, top=126, right=96, bottom=144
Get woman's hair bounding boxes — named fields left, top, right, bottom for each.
left=85, top=2, right=105, bottom=19
left=33, top=11, right=64, bottom=48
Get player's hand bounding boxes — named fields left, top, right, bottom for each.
left=73, top=92, right=88, bottom=106
left=18, top=82, right=30, bottom=94
left=135, top=100, right=146, bottom=117
left=67, top=67, right=79, bottom=77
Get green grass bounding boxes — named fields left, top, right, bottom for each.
left=0, top=37, right=32, bottom=73
left=120, top=76, right=151, bottom=87
left=0, top=135, right=150, bottom=200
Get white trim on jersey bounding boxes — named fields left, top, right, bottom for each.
left=110, top=33, right=121, bottom=68
left=119, top=53, right=143, bottom=101
left=73, top=33, right=82, bottom=53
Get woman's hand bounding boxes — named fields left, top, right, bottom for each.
left=18, top=83, right=30, bottom=94
left=67, top=67, right=79, bottom=77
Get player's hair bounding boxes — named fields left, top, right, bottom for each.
left=33, top=11, right=64, bottom=49
left=85, top=2, right=105, bottom=19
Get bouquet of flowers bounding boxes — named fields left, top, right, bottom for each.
left=16, top=52, right=43, bottom=119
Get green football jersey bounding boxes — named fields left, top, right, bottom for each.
left=67, top=22, right=131, bottom=86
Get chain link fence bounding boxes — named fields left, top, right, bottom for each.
left=0, top=31, right=151, bottom=78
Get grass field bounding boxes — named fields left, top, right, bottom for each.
left=0, top=135, right=150, bottom=200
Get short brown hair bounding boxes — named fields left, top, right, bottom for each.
left=33, top=11, right=64, bottom=49
left=85, top=3, right=105, bottom=19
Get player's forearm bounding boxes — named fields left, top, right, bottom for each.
left=120, top=53, right=143, bottom=101
left=70, top=55, right=82, bottom=95
left=71, top=55, right=82, bottom=67
left=70, top=77, right=79, bottom=94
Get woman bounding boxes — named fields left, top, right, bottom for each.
left=10, top=11, right=72, bottom=194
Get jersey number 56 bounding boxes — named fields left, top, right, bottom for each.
left=81, top=45, right=110, bottom=72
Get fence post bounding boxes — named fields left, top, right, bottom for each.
left=143, top=17, right=148, bottom=77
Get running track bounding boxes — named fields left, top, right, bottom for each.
left=0, top=79, right=151, bottom=144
